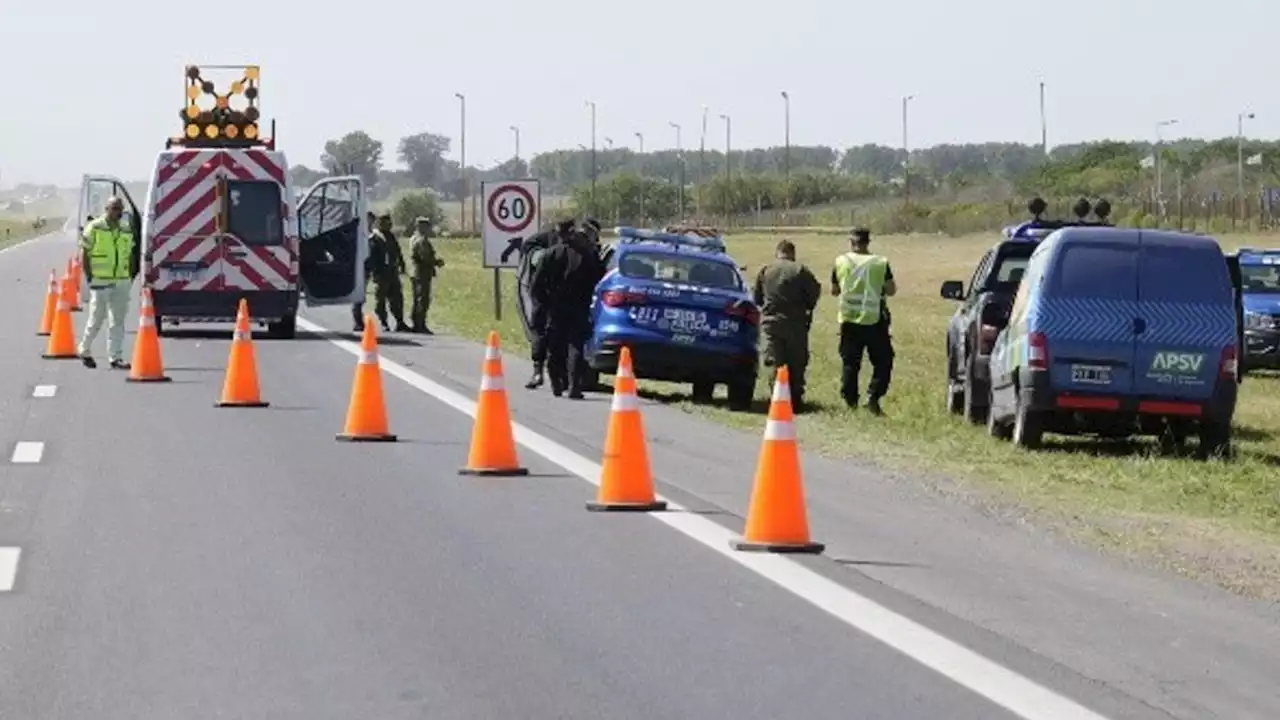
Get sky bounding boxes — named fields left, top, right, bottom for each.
left=0, top=0, right=1274, bottom=188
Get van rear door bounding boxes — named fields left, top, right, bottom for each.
left=1132, top=234, right=1237, bottom=399
left=1043, top=237, right=1139, bottom=394
left=218, top=176, right=291, bottom=293
left=296, top=176, right=367, bottom=306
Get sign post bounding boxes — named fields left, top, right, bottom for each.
left=480, top=179, right=541, bottom=322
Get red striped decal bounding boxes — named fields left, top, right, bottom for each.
left=155, top=150, right=207, bottom=185
left=241, top=149, right=287, bottom=185
left=153, top=160, right=220, bottom=226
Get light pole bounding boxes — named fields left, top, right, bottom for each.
left=670, top=121, right=685, bottom=218
left=1155, top=118, right=1178, bottom=213
left=1238, top=111, right=1255, bottom=207
left=604, top=136, right=614, bottom=150
left=699, top=104, right=708, bottom=218
left=509, top=125, right=520, bottom=165
left=720, top=113, right=731, bottom=221
left=781, top=90, right=791, bottom=181
left=635, top=131, right=646, bottom=226
left=1039, top=81, right=1047, bottom=156
left=902, top=94, right=914, bottom=205
left=455, top=92, right=467, bottom=233
left=586, top=100, right=597, bottom=216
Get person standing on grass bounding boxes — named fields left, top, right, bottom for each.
left=753, top=238, right=821, bottom=411
left=408, top=216, right=445, bottom=334
left=78, top=196, right=138, bottom=369
left=830, top=227, right=896, bottom=415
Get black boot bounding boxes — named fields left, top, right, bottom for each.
left=867, top=397, right=884, bottom=416
left=525, top=362, right=545, bottom=389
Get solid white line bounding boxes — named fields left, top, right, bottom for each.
left=296, top=317, right=1111, bottom=720
left=32, top=385, right=57, bottom=398
left=0, top=548, right=19, bottom=592
left=11, top=442, right=44, bottom=464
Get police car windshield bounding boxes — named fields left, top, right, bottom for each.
left=1241, top=264, right=1280, bottom=293
left=619, top=251, right=742, bottom=290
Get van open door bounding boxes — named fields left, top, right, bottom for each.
left=1225, top=252, right=1247, bottom=382
left=77, top=174, right=142, bottom=294
left=296, top=176, right=367, bottom=306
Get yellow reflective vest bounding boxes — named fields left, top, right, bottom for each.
left=833, top=251, right=888, bottom=325
left=80, top=219, right=135, bottom=283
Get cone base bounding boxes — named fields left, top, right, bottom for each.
left=586, top=500, right=668, bottom=513
left=37, top=332, right=50, bottom=337
left=127, top=375, right=172, bottom=383
left=42, top=354, right=79, bottom=360
left=730, top=538, right=825, bottom=554
left=215, top=400, right=271, bottom=408
left=458, top=466, right=529, bottom=477
left=336, top=432, right=398, bottom=442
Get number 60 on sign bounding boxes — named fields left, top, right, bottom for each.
left=480, top=179, right=541, bottom=270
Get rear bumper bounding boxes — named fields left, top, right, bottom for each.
left=1021, top=369, right=1237, bottom=430
left=152, top=289, right=298, bottom=323
left=589, top=338, right=757, bottom=382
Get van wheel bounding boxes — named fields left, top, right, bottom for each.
left=155, top=315, right=166, bottom=337
left=962, top=366, right=988, bottom=425
left=727, top=374, right=756, bottom=412
left=1011, top=388, right=1044, bottom=449
left=268, top=314, right=297, bottom=340
left=1198, top=420, right=1233, bottom=461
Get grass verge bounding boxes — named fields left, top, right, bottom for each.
left=399, top=230, right=1280, bottom=599
left=0, top=216, right=62, bottom=249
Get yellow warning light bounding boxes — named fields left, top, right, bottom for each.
left=230, top=80, right=244, bottom=94
left=185, top=124, right=200, bottom=139
left=185, top=105, right=200, bottom=120
left=204, top=124, right=219, bottom=139
left=225, top=124, right=240, bottom=139
left=244, top=66, right=259, bottom=81
left=186, top=85, right=201, bottom=101
left=244, top=124, right=258, bottom=140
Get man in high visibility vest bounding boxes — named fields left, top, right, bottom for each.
left=830, top=227, right=896, bottom=415
left=78, top=196, right=139, bottom=369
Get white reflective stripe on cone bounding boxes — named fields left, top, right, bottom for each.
left=480, top=374, right=505, bottom=391
left=139, top=316, right=154, bottom=328
left=611, top=391, right=640, bottom=412
left=359, top=349, right=378, bottom=365
left=763, top=419, right=797, bottom=441
left=484, top=345, right=501, bottom=360
left=616, top=364, right=635, bottom=379
left=233, top=329, right=251, bottom=342
left=56, top=300, right=68, bottom=311
left=771, top=381, right=792, bottom=402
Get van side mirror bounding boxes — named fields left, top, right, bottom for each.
left=940, top=280, right=964, bottom=300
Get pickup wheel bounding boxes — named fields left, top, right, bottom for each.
left=945, top=348, right=964, bottom=415
left=962, top=361, right=988, bottom=424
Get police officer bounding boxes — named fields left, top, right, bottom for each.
left=408, top=216, right=444, bottom=334
left=532, top=226, right=604, bottom=399
left=753, top=238, right=821, bottom=410
left=830, top=227, right=896, bottom=415
left=371, top=213, right=410, bottom=332
left=521, top=218, right=575, bottom=389
left=352, top=210, right=378, bottom=332
left=78, top=196, right=139, bottom=369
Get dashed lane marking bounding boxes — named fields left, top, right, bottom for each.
left=296, top=317, right=1112, bottom=720
left=0, top=548, right=20, bottom=592
left=11, top=442, right=44, bottom=464
left=32, top=385, right=57, bottom=398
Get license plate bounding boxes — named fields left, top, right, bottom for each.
left=167, top=268, right=197, bottom=282
left=1071, top=364, right=1111, bottom=384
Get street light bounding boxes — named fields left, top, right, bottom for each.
left=781, top=90, right=790, bottom=181
left=509, top=125, right=520, bottom=164
left=586, top=100, right=597, bottom=214
left=699, top=104, right=709, bottom=218
left=455, top=92, right=467, bottom=233
left=635, top=131, right=646, bottom=226
left=1155, top=118, right=1178, bottom=212
left=605, top=136, right=614, bottom=150
left=670, top=121, right=685, bottom=218
left=720, top=113, right=731, bottom=221
left=902, top=94, right=915, bottom=205
left=1238, top=111, right=1256, bottom=205
left=1039, top=81, right=1047, bottom=155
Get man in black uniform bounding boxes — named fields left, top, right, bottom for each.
left=531, top=227, right=604, bottom=399
left=520, top=218, right=576, bottom=389
left=352, top=211, right=379, bottom=332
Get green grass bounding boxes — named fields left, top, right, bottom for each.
left=0, top=216, right=62, bottom=248
left=401, top=230, right=1280, bottom=598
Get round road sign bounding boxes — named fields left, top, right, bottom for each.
left=487, top=184, right=537, bottom=234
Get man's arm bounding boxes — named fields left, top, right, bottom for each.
left=883, top=263, right=897, bottom=297
left=752, top=266, right=766, bottom=306
left=829, top=266, right=841, bottom=297
left=801, top=266, right=822, bottom=310
left=80, top=224, right=95, bottom=282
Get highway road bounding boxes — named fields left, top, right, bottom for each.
left=1, top=231, right=1277, bottom=719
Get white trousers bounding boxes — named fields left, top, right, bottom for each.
left=78, top=280, right=132, bottom=361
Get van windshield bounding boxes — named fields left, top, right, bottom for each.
left=619, top=251, right=742, bottom=291
left=226, top=180, right=283, bottom=246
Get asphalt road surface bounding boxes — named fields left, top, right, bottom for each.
left=1, top=231, right=1277, bottom=719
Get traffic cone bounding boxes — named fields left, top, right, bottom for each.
left=126, top=289, right=171, bottom=383
left=36, top=270, right=58, bottom=336
left=459, top=331, right=528, bottom=476
left=730, top=365, right=825, bottom=554
left=215, top=299, right=269, bottom=407
left=336, top=318, right=397, bottom=442
left=65, top=258, right=82, bottom=312
left=587, top=346, right=667, bottom=512
left=42, top=278, right=79, bottom=360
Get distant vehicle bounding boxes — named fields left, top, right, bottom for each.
left=1229, top=247, right=1280, bottom=370
left=985, top=226, right=1243, bottom=457
left=585, top=226, right=760, bottom=410
left=73, top=64, right=368, bottom=339
left=941, top=198, right=1113, bottom=423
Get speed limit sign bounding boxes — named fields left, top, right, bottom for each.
left=481, top=179, right=541, bottom=269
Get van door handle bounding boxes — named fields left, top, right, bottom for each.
left=1132, top=317, right=1147, bottom=335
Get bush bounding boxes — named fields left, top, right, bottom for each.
left=391, top=190, right=447, bottom=234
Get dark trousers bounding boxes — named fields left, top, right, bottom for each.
left=761, top=320, right=811, bottom=403
left=410, top=277, right=432, bottom=330
left=529, top=304, right=549, bottom=365
left=374, top=275, right=406, bottom=327
left=545, top=309, right=589, bottom=393
left=352, top=302, right=365, bottom=328
left=839, top=321, right=894, bottom=405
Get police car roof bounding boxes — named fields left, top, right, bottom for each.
left=1234, top=247, right=1280, bottom=262
left=614, top=226, right=730, bottom=257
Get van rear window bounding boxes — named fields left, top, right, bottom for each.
left=226, top=180, right=283, bottom=246
left=1050, top=244, right=1138, bottom=300
left=1139, top=245, right=1233, bottom=304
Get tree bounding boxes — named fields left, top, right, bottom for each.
left=289, top=165, right=326, bottom=189
left=390, top=190, right=447, bottom=233
left=320, top=131, right=383, bottom=189
left=397, top=132, right=452, bottom=189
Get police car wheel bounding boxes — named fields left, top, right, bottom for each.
left=727, top=376, right=755, bottom=412
left=691, top=380, right=716, bottom=404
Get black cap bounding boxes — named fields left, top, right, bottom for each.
left=556, top=218, right=575, bottom=232
left=851, top=226, right=871, bottom=241
left=585, top=218, right=602, bottom=231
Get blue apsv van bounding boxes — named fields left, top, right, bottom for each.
left=986, top=228, right=1241, bottom=457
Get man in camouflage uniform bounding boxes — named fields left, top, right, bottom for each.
left=753, top=238, right=822, bottom=410
left=408, top=216, right=445, bottom=334
left=370, top=213, right=409, bottom=332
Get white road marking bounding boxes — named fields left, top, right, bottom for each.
left=0, top=548, right=20, bottom=592
left=32, top=385, right=57, bottom=398
left=11, top=442, right=44, bottom=464
left=297, top=318, right=1110, bottom=720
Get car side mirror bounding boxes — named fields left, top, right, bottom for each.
left=940, top=280, right=964, bottom=300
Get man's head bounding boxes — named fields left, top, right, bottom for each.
left=376, top=213, right=393, bottom=233
left=775, top=238, right=796, bottom=261
left=556, top=218, right=576, bottom=240
left=104, top=197, right=124, bottom=223
left=850, top=226, right=871, bottom=252
left=415, top=216, right=433, bottom=235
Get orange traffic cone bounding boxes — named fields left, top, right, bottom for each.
left=336, top=318, right=397, bottom=442
left=126, top=289, right=171, bottom=383
left=730, top=366, right=824, bottom=554
left=65, top=258, right=81, bottom=312
left=587, top=346, right=667, bottom=512
left=37, top=270, right=58, bottom=336
left=42, top=278, right=79, bottom=360
left=215, top=299, right=269, bottom=407
left=459, top=331, right=528, bottom=476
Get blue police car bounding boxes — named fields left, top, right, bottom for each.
left=586, top=227, right=760, bottom=411
left=1231, top=247, right=1280, bottom=369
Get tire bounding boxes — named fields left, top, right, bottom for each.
left=155, top=315, right=166, bottom=337
left=945, top=350, right=963, bottom=415
left=727, top=374, right=756, bottom=412
left=267, top=314, right=297, bottom=340
left=962, top=364, right=988, bottom=425
left=1011, top=387, right=1045, bottom=449
left=1198, top=420, right=1233, bottom=461
left=986, top=385, right=1013, bottom=440
left=691, top=379, right=716, bottom=404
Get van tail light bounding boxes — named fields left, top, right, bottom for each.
left=601, top=290, right=647, bottom=307
left=979, top=324, right=1000, bottom=353
left=724, top=301, right=761, bottom=326
left=1219, top=344, right=1238, bottom=381
left=1028, top=331, right=1048, bottom=370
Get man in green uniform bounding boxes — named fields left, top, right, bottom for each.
left=752, top=238, right=821, bottom=410
left=831, top=227, right=896, bottom=415
left=371, top=213, right=409, bottom=332
left=408, top=216, right=445, bottom=334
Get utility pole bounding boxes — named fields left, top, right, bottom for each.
left=670, top=121, right=685, bottom=219
left=455, top=92, right=467, bottom=233
left=635, top=131, right=645, bottom=226
left=699, top=104, right=708, bottom=220
left=1238, top=111, right=1255, bottom=209
left=902, top=94, right=914, bottom=206
left=509, top=125, right=520, bottom=166
left=720, top=113, right=731, bottom=222
left=1155, top=118, right=1178, bottom=218
left=586, top=100, right=597, bottom=216
left=781, top=90, right=791, bottom=180
left=1039, top=81, right=1047, bottom=156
